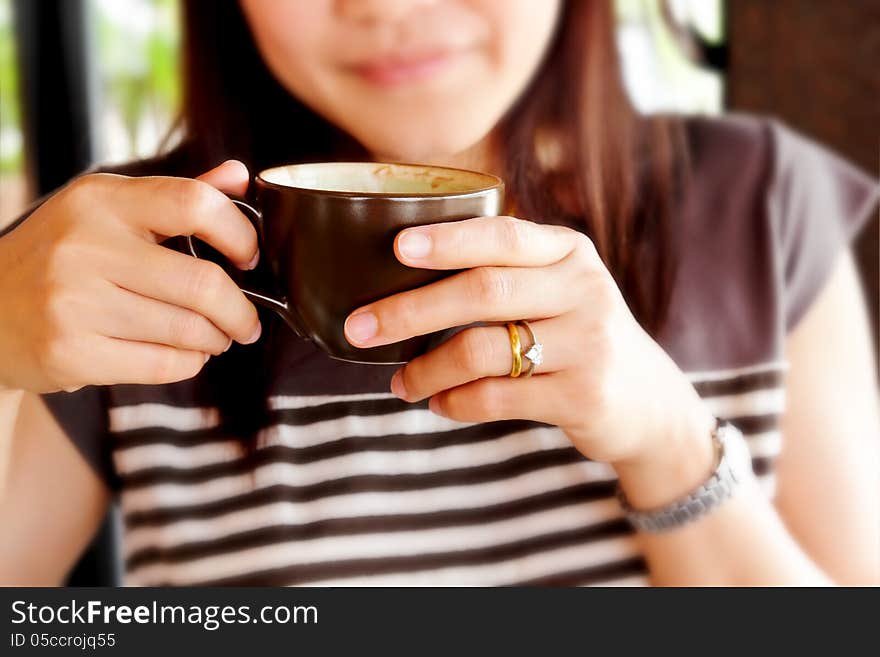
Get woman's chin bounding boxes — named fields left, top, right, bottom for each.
left=361, top=132, right=489, bottom=167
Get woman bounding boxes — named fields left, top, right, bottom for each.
left=0, top=0, right=877, bottom=586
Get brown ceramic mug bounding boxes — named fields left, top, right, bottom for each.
left=188, top=162, right=504, bottom=364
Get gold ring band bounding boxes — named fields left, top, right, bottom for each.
left=506, top=322, right=522, bottom=378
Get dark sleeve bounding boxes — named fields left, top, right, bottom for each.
left=767, top=121, right=879, bottom=331
left=41, top=386, right=118, bottom=490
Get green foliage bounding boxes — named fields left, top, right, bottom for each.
left=0, top=0, right=21, bottom=173
left=96, top=0, right=180, bottom=155
left=0, top=0, right=181, bottom=171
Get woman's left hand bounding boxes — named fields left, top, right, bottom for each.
left=343, top=216, right=712, bottom=467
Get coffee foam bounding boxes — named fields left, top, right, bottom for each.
left=259, top=162, right=497, bottom=195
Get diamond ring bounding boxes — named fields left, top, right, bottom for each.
left=517, top=320, right=543, bottom=377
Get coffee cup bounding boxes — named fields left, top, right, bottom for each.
left=189, top=162, right=504, bottom=364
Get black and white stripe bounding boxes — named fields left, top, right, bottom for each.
left=108, top=362, right=786, bottom=586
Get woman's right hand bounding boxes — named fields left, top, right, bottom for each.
left=0, top=160, right=262, bottom=394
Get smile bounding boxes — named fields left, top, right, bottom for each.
left=352, top=49, right=465, bottom=87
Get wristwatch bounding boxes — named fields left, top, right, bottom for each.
left=617, top=420, right=754, bottom=533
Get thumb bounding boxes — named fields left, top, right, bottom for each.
left=196, top=159, right=250, bottom=197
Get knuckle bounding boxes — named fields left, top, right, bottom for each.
left=44, top=287, right=77, bottom=327
left=176, top=179, right=222, bottom=219
left=43, top=222, right=78, bottom=252
left=55, top=238, right=91, bottom=266
left=44, top=232, right=104, bottom=277
left=469, top=267, right=513, bottom=307
left=453, top=328, right=493, bottom=374
left=573, top=231, right=598, bottom=260
left=496, top=216, right=529, bottom=251
left=391, top=296, right=422, bottom=337
left=85, top=172, right=121, bottom=190
left=168, top=310, right=207, bottom=348
left=64, top=173, right=101, bottom=199
left=63, top=173, right=119, bottom=213
left=39, top=332, right=75, bottom=386
left=81, top=172, right=117, bottom=187
left=475, top=382, right=507, bottom=420
left=62, top=178, right=89, bottom=208
left=185, top=260, right=227, bottom=306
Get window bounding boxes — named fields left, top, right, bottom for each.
left=93, top=0, right=180, bottom=164
left=0, top=0, right=181, bottom=227
left=0, top=0, right=23, bottom=227
left=617, top=0, right=724, bottom=113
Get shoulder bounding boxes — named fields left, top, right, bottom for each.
left=679, top=113, right=776, bottom=218
left=672, top=114, right=781, bottom=273
left=677, top=112, right=877, bottom=272
left=683, top=112, right=772, bottom=167
left=681, top=113, right=878, bottom=224
left=661, top=113, right=878, bottom=368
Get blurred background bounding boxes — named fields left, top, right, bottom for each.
left=0, top=0, right=876, bottom=584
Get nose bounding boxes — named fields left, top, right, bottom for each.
left=337, top=0, right=440, bottom=25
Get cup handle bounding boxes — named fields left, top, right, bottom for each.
left=185, top=197, right=310, bottom=339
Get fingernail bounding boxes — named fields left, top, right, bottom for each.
left=203, top=353, right=210, bottom=364
left=390, top=369, right=407, bottom=400
left=398, top=230, right=432, bottom=260
left=223, top=337, right=233, bottom=353
left=345, top=311, right=378, bottom=345
left=243, top=251, right=259, bottom=270
left=244, top=322, right=262, bottom=344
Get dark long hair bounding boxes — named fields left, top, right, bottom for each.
left=180, top=0, right=683, bottom=442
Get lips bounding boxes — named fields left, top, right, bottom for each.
left=351, top=49, right=465, bottom=87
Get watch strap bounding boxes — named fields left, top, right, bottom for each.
left=617, top=420, right=750, bottom=533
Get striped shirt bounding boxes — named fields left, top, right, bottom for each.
left=40, top=115, right=879, bottom=586
left=110, top=362, right=785, bottom=586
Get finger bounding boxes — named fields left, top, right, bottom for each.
left=392, top=320, right=565, bottom=402
left=196, top=159, right=250, bottom=197
left=87, top=336, right=210, bottom=387
left=344, top=262, right=578, bottom=348
left=107, top=238, right=261, bottom=345
left=394, top=216, right=587, bottom=270
left=105, top=170, right=258, bottom=269
left=194, top=159, right=257, bottom=267
left=428, top=374, right=564, bottom=426
left=98, top=284, right=232, bottom=355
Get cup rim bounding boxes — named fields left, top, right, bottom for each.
left=255, top=161, right=504, bottom=199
